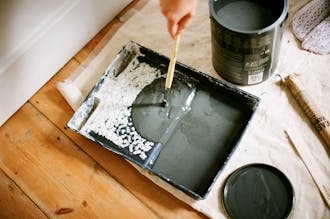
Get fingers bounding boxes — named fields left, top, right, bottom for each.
left=166, top=12, right=193, bottom=38
left=177, top=13, right=193, bottom=36
left=160, top=0, right=198, bottom=38
left=163, top=11, right=179, bottom=38
left=167, top=20, right=178, bottom=39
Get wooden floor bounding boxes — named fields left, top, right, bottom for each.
left=0, top=1, right=207, bottom=218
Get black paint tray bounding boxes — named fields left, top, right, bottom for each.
left=67, top=41, right=260, bottom=199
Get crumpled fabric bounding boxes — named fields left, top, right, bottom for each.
left=292, top=0, right=330, bottom=54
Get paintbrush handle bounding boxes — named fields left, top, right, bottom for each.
left=165, top=35, right=180, bottom=89
left=284, top=73, right=330, bottom=149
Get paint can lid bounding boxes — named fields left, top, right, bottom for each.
left=222, top=163, right=294, bottom=219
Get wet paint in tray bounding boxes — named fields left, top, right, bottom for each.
left=67, top=41, right=260, bottom=199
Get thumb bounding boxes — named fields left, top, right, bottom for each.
left=167, top=20, right=178, bottom=39
left=177, top=13, right=193, bottom=35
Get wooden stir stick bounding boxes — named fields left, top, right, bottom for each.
left=162, top=34, right=181, bottom=106
left=284, top=73, right=330, bottom=149
left=285, top=129, right=330, bottom=208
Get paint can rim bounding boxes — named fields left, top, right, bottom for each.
left=209, top=0, right=288, bottom=34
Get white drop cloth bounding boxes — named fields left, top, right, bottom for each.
left=57, top=0, right=330, bottom=218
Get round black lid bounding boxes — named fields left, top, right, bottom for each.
left=222, top=164, right=294, bottom=219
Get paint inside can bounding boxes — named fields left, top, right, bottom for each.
left=216, top=1, right=278, bottom=31
left=210, top=0, right=288, bottom=85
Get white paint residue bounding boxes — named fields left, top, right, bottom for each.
left=81, top=58, right=162, bottom=160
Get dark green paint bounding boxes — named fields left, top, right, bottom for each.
left=132, top=74, right=254, bottom=196
left=223, top=164, right=294, bottom=219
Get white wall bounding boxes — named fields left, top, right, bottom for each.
left=0, top=0, right=132, bottom=126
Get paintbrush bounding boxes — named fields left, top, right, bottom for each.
left=162, top=35, right=181, bottom=107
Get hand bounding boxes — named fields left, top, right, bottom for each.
left=160, top=0, right=198, bottom=38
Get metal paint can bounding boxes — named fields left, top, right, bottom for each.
left=209, top=0, right=288, bottom=85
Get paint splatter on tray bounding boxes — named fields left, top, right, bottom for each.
left=80, top=49, right=161, bottom=160
left=68, top=41, right=260, bottom=199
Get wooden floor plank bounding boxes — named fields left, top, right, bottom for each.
left=0, top=168, right=47, bottom=219
left=30, top=44, right=206, bottom=219
left=3, top=0, right=206, bottom=218
left=0, top=103, right=159, bottom=219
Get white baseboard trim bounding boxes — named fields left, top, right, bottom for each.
left=0, top=0, right=132, bottom=126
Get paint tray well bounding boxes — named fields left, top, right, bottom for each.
left=67, top=41, right=260, bottom=199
